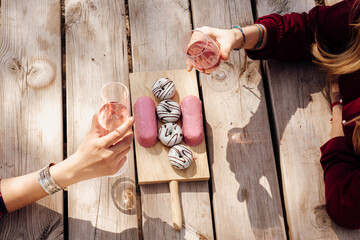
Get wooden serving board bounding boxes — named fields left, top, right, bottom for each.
left=129, top=69, right=210, bottom=185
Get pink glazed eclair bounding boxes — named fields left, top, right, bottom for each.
left=180, top=95, right=204, bottom=146
left=134, top=96, right=158, bottom=147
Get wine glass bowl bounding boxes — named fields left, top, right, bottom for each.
left=98, top=82, right=130, bottom=132
left=98, top=82, right=130, bottom=176
left=181, top=29, right=237, bottom=92
left=181, top=30, right=221, bottom=74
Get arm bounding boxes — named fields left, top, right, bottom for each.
left=320, top=137, right=360, bottom=229
left=1, top=114, right=134, bottom=213
left=248, top=0, right=356, bottom=61
left=331, top=105, right=344, bottom=138
left=319, top=79, right=360, bottom=229
left=186, top=0, right=356, bottom=72
left=330, top=80, right=345, bottom=138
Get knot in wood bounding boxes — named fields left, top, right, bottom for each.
left=5, top=58, right=23, bottom=74
left=89, top=1, right=98, bottom=11
left=27, top=59, right=56, bottom=89
left=312, top=205, right=331, bottom=229
left=66, top=2, right=82, bottom=29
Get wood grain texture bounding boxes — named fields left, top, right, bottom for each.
left=0, top=0, right=63, bottom=239
left=129, top=0, right=214, bottom=239
left=191, top=0, right=286, bottom=239
left=130, top=70, right=209, bottom=184
left=325, top=0, right=343, bottom=6
left=65, top=0, right=139, bottom=239
left=256, top=0, right=360, bottom=239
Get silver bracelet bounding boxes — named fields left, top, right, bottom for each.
left=38, top=163, right=63, bottom=195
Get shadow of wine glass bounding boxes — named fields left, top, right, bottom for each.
left=111, top=177, right=137, bottom=215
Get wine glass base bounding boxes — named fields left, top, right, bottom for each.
left=213, top=71, right=226, bottom=80
left=111, top=178, right=136, bottom=214
left=206, top=62, right=237, bottom=92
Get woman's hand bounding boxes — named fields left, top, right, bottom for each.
left=2, top=114, right=134, bottom=213
left=186, top=26, right=239, bottom=72
left=185, top=25, right=267, bottom=72
left=73, top=114, right=134, bottom=180
left=50, top=114, right=134, bottom=187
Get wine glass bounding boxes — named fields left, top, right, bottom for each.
left=181, top=29, right=237, bottom=92
left=111, top=178, right=136, bottom=214
left=98, top=82, right=130, bottom=177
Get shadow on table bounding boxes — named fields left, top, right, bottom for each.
left=225, top=100, right=285, bottom=237
left=0, top=203, right=138, bottom=239
left=0, top=203, right=63, bottom=240
left=0, top=202, right=208, bottom=240
left=206, top=60, right=335, bottom=238
left=68, top=216, right=138, bottom=239
left=221, top=60, right=360, bottom=237
left=111, top=177, right=138, bottom=215
left=142, top=211, right=210, bottom=240
left=140, top=183, right=212, bottom=239
left=142, top=212, right=180, bottom=240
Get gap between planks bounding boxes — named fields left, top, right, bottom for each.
left=61, top=0, right=69, bottom=239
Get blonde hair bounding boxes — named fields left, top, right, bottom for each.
left=311, top=1, right=360, bottom=154
left=312, top=22, right=360, bottom=78
left=346, top=116, right=360, bottom=155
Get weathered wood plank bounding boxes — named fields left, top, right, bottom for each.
left=128, top=0, right=214, bottom=239
left=190, top=0, right=286, bottom=239
left=0, top=0, right=63, bottom=239
left=65, top=0, right=139, bottom=239
left=256, top=0, right=360, bottom=239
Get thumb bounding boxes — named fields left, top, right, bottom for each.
left=220, top=49, right=230, bottom=61
left=220, top=43, right=232, bottom=61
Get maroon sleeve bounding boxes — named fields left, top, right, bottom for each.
left=320, top=137, right=360, bottom=229
left=247, top=0, right=358, bottom=61
left=0, top=179, right=8, bottom=218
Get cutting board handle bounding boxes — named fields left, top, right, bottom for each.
left=169, top=180, right=182, bottom=230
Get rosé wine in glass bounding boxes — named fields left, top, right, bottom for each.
left=98, top=82, right=131, bottom=177
left=181, top=30, right=237, bottom=92
left=98, top=102, right=129, bottom=132
left=186, top=40, right=221, bottom=73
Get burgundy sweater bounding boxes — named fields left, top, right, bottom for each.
left=247, top=0, right=360, bottom=229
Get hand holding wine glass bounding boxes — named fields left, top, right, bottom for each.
left=1, top=113, right=134, bottom=214
left=69, top=114, right=134, bottom=182
left=182, top=25, right=267, bottom=91
left=98, top=82, right=132, bottom=176
left=181, top=28, right=237, bottom=92
left=184, top=26, right=239, bottom=72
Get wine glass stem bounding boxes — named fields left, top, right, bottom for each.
left=214, top=70, right=226, bottom=80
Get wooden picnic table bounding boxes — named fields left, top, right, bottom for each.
left=1, top=0, right=360, bottom=239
